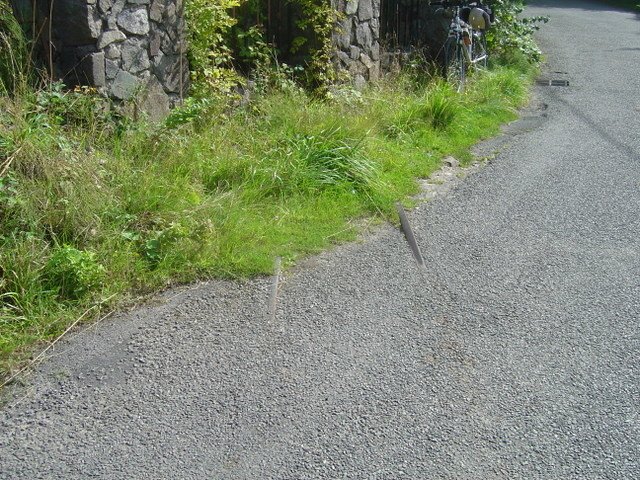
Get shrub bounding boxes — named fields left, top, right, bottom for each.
left=487, top=0, right=549, bottom=62
left=185, top=0, right=244, bottom=98
left=43, top=245, right=105, bottom=300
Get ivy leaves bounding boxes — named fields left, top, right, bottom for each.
left=185, top=0, right=244, bottom=97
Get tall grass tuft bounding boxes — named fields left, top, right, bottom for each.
left=279, top=129, right=377, bottom=193
left=422, top=82, right=460, bottom=129
left=0, top=1, right=33, bottom=96
left=388, top=81, right=460, bottom=135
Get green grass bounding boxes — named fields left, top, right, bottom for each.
left=599, top=0, right=640, bottom=10
left=0, top=60, right=535, bottom=382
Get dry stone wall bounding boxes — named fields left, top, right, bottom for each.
left=11, top=0, right=387, bottom=111
left=333, top=0, right=381, bottom=89
left=11, top=0, right=188, bottom=119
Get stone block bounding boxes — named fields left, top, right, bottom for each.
left=160, top=30, right=176, bottom=54
left=335, top=17, right=353, bottom=50
left=149, top=0, right=165, bottom=22
left=79, top=52, right=106, bottom=87
left=359, top=53, right=373, bottom=69
left=105, top=43, right=122, bottom=59
left=345, top=0, right=358, bottom=15
left=165, top=3, right=176, bottom=22
left=111, top=70, right=141, bottom=99
left=138, top=77, right=170, bottom=122
left=337, top=51, right=351, bottom=67
left=370, top=41, right=380, bottom=61
left=355, top=22, right=372, bottom=48
left=128, top=0, right=150, bottom=4
left=349, top=46, right=360, bottom=60
left=98, top=0, right=113, bottom=13
left=167, top=23, right=178, bottom=41
left=348, top=58, right=367, bottom=76
left=121, top=38, right=150, bottom=73
left=117, top=7, right=150, bottom=35
left=111, top=0, right=127, bottom=15
left=358, top=0, right=373, bottom=21
left=354, top=74, right=366, bottom=90
left=53, top=2, right=102, bottom=46
left=106, top=59, right=120, bottom=79
left=368, top=61, right=379, bottom=81
left=370, top=18, right=380, bottom=40
left=150, top=31, right=162, bottom=56
left=97, top=29, right=126, bottom=49
left=153, top=53, right=181, bottom=92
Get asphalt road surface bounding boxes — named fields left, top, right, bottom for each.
left=1, top=1, right=638, bottom=478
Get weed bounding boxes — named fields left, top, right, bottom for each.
left=43, top=245, right=105, bottom=301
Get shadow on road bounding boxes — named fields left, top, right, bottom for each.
left=530, top=0, right=639, bottom=17
left=547, top=90, right=639, bottom=163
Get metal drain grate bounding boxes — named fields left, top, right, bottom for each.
left=536, top=79, right=570, bottom=87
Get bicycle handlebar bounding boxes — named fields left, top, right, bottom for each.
left=429, top=1, right=490, bottom=7
left=429, top=1, right=464, bottom=6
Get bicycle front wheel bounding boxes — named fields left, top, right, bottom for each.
left=472, top=32, right=488, bottom=70
left=444, top=37, right=466, bottom=93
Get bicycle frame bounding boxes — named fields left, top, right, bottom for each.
left=432, top=1, right=490, bottom=91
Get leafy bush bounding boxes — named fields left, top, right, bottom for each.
left=487, top=0, right=549, bottom=62
left=163, top=97, right=214, bottom=129
left=30, top=83, right=119, bottom=132
left=185, top=0, right=244, bottom=98
left=43, top=245, right=105, bottom=300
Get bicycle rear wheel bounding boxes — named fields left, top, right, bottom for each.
left=444, top=37, right=466, bottom=93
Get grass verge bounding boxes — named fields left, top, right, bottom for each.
left=599, top=0, right=640, bottom=10
left=0, top=60, right=536, bottom=382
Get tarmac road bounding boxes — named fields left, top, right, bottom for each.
left=1, top=1, right=639, bottom=478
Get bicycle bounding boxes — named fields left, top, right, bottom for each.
left=429, top=1, right=493, bottom=92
